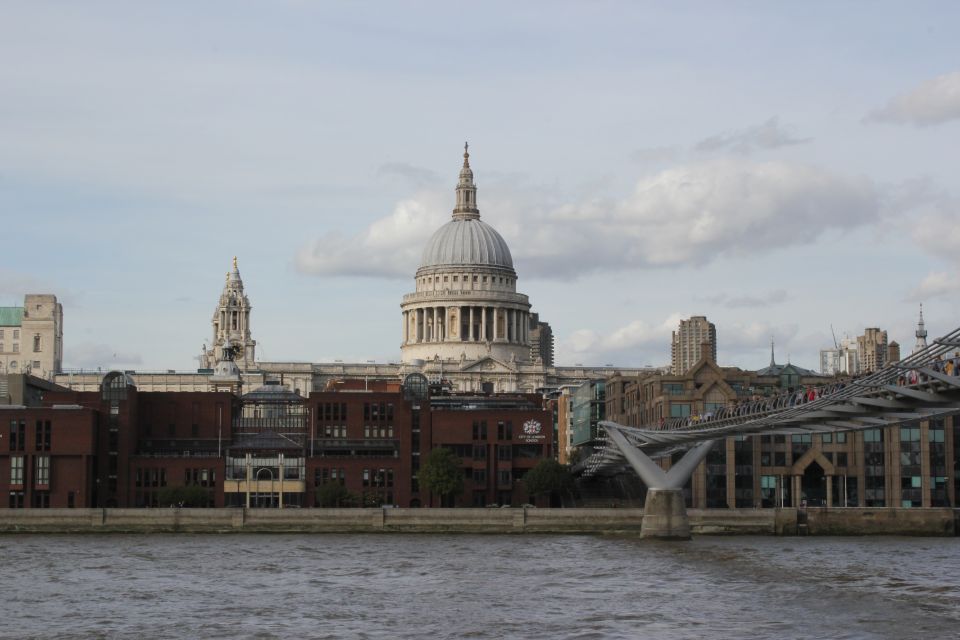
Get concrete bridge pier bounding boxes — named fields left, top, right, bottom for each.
left=640, top=489, right=690, bottom=539
left=603, top=424, right=716, bottom=540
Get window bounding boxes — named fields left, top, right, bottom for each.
left=9, top=420, right=24, bottom=452
left=35, top=456, right=50, bottom=485
left=670, top=403, right=691, bottom=418
left=10, top=456, right=23, bottom=485
left=33, top=335, right=41, bottom=352
left=9, top=491, right=24, bottom=508
left=12, top=343, right=18, bottom=353
left=12, top=330, right=18, bottom=340
left=900, top=426, right=921, bottom=442
left=35, top=420, right=51, bottom=451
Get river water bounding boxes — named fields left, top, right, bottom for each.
left=3, top=534, right=958, bottom=639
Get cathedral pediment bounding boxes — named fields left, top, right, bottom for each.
left=459, top=356, right=518, bottom=373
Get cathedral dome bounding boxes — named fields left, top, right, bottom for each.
left=419, top=218, right=514, bottom=271
left=417, top=143, right=515, bottom=274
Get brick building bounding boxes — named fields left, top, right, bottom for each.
left=1, top=371, right=554, bottom=509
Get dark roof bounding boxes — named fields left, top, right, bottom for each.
left=241, top=383, right=303, bottom=404
left=754, top=362, right=823, bottom=377
left=229, top=430, right=303, bottom=451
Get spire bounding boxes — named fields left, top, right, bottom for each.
left=228, top=256, right=241, bottom=283
left=914, top=303, right=928, bottom=353
left=770, top=338, right=776, bottom=367
left=452, top=141, right=480, bottom=220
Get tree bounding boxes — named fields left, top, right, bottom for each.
left=522, top=459, right=574, bottom=506
left=315, top=482, right=353, bottom=508
left=420, top=447, right=465, bottom=507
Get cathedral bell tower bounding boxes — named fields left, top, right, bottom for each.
left=200, top=258, right=256, bottom=370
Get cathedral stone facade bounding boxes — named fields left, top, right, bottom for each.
left=199, top=258, right=256, bottom=371
left=55, top=147, right=654, bottom=395
left=401, top=145, right=532, bottom=366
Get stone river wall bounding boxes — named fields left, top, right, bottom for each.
left=0, top=507, right=954, bottom=536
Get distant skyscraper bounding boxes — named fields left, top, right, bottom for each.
left=914, top=304, right=928, bottom=354
left=857, top=327, right=889, bottom=374
left=671, top=316, right=717, bottom=375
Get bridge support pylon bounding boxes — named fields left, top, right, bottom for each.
left=641, top=489, right=690, bottom=540
left=602, top=424, right=716, bottom=540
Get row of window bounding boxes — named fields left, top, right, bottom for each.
left=8, top=490, right=52, bottom=508
left=318, top=402, right=348, bottom=422
left=363, top=402, right=395, bottom=422
left=419, top=274, right=515, bottom=287
left=135, top=468, right=167, bottom=488
left=184, top=468, right=217, bottom=487
left=471, top=421, right=515, bottom=441
left=0, top=335, right=42, bottom=352
left=362, top=468, right=395, bottom=488
left=317, top=425, right=397, bottom=439
left=8, top=455, right=49, bottom=486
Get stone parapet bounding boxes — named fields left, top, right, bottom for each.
left=0, top=508, right=954, bottom=536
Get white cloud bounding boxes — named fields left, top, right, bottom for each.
left=908, top=271, right=960, bottom=302
left=377, top=162, right=443, bottom=188
left=695, top=117, right=811, bottom=154
left=556, top=313, right=684, bottom=366
left=700, top=289, right=789, bottom=309
left=521, top=158, right=878, bottom=277
left=911, top=208, right=960, bottom=264
left=868, top=71, right=960, bottom=126
left=295, top=192, right=448, bottom=278
left=298, top=158, right=879, bottom=280
left=556, top=314, right=813, bottom=369
left=629, top=146, right=681, bottom=165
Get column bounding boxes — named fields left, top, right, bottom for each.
left=481, top=306, right=487, bottom=342
left=402, top=311, right=408, bottom=344
left=469, top=307, right=475, bottom=341
left=826, top=475, right=833, bottom=508
left=278, top=454, right=285, bottom=510
left=458, top=306, right=464, bottom=341
left=437, top=307, right=444, bottom=341
left=511, top=309, right=517, bottom=343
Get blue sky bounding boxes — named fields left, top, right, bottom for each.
left=2, top=1, right=958, bottom=370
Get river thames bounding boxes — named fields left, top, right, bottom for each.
left=3, top=534, right=958, bottom=639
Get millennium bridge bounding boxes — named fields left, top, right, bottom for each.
left=576, top=326, right=960, bottom=539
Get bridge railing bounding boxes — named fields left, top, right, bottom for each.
left=647, top=327, right=960, bottom=434
left=580, top=327, right=960, bottom=477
